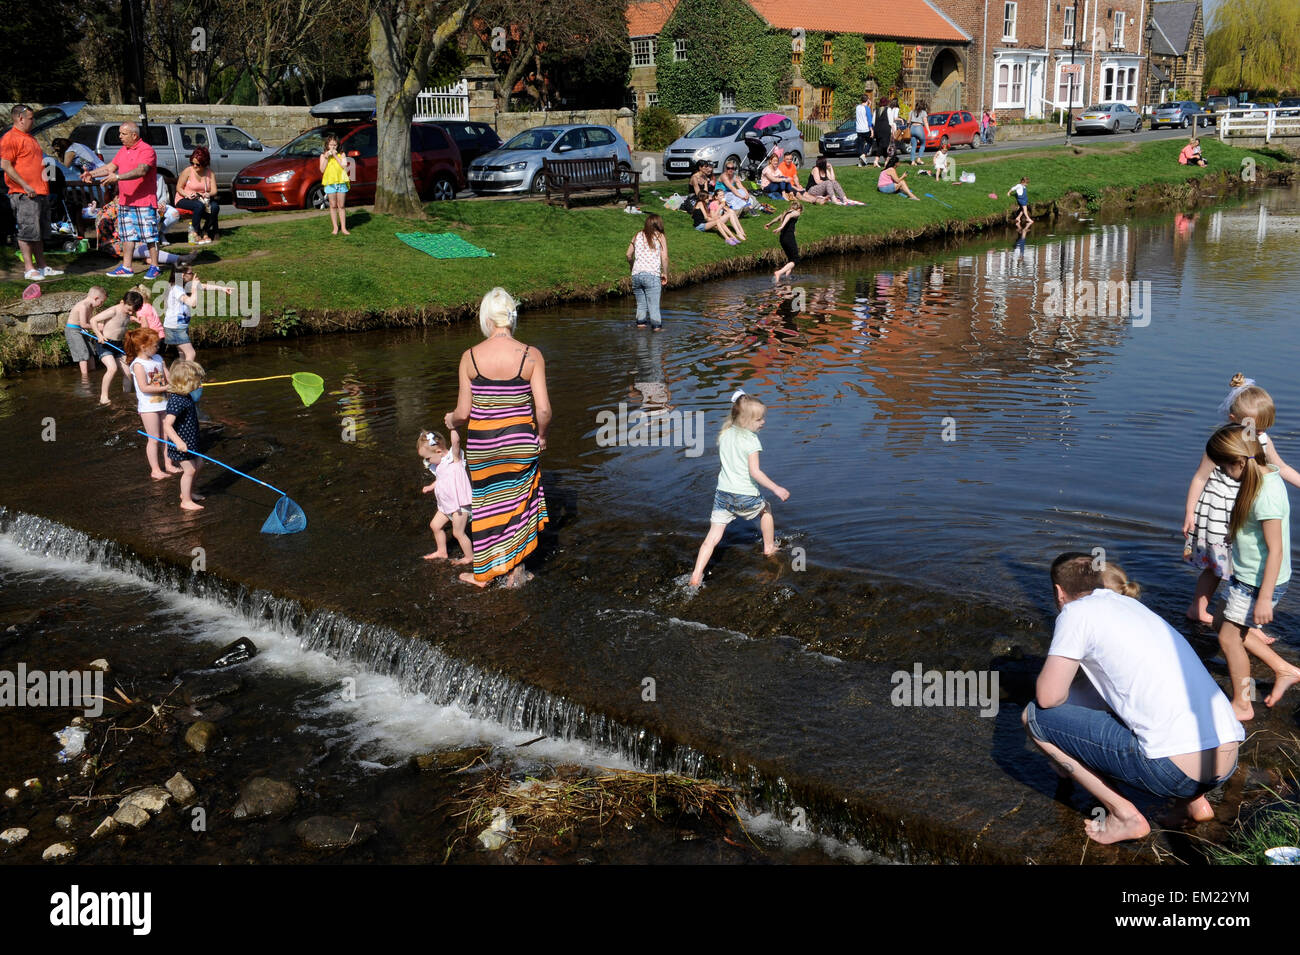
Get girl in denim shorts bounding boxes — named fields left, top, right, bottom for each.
left=1206, top=423, right=1300, bottom=720
left=688, top=390, right=790, bottom=587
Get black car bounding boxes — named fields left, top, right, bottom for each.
left=1279, top=98, right=1300, bottom=118
left=819, top=118, right=861, bottom=157
left=436, top=121, right=503, bottom=167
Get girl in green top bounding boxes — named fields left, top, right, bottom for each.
left=1208, top=423, right=1300, bottom=721
left=688, top=390, right=790, bottom=587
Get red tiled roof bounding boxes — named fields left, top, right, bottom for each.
left=627, top=0, right=679, bottom=37
left=747, top=0, right=967, bottom=44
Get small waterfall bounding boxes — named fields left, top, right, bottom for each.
left=0, top=507, right=885, bottom=855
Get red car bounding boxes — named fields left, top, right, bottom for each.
left=232, top=121, right=464, bottom=211
left=923, top=111, right=981, bottom=150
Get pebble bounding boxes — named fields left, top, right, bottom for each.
left=3, top=788, right=19, bottom=805
left=0, top=827, right=30, bottom=846
left=112, top=804, right=150, bottom=830
left=294, top=816, right=376, bottom=849
left=182, top=673, right=243, bottom=705
left=185, top=720, right=219, bottom=753
left=87, top=659, right=111, bottom=673
left=119, top=786, right=171, bottom=815
left=42, top=842, right=76, bottom=861
left=232, top=777, right=298, bottom=820
left=165, top=772, right=197, bottom=806
left=90, top=817, right=117, bottom=840
left=54, top=815, right=73, bottom=831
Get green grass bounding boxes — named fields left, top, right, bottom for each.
left=1207, top=790, right=1300, bottom=865
left=1, top=139, right=1288, bottom=348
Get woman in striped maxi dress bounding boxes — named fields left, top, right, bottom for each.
left=446, top=288, right=552, bottom=588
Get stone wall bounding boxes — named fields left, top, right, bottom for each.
left=21, top=104, right=317, bottom=152
left=1, top=292, right=85, bottom=337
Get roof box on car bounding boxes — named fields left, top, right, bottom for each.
left=310, top=95, right=376, bottom=120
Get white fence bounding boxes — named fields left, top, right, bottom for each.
left=1217, top=107, right=1300, bottom=143
left=415, top=80, right=469, bottom=122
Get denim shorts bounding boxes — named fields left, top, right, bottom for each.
left=1222, top=577, right=1287, bottom=627
left=878, top=183, right=899, bottom=195
left=1025, top=701, right=1235, bottom=798
left=324, top=183, right=349, bottom=195
left=711, top=489, right=767, bottom=525
left=164, top=326, right=192, bottom=346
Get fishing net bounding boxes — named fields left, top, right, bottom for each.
left=261, top=495, right=307, bottom=535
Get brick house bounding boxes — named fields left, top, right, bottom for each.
left=933, top=0, right=1150, bottom=119
left=1148, top=0, right=1205, bottom=101
left=626, top=0, right=972, bottom=120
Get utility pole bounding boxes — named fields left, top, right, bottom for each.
left=123, top=0, right=150, bottom=137
left=1065, top=0, right=1079, bottom=144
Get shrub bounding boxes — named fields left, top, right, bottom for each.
left=637, top=106, right=684, bottom=150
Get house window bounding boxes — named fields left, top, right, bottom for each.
left=631, top=38, right=654, bottom=68
left=720, top=90, right=735, bottom=112
left=645, top=91, right=659, bottom=107
left=1062, top=7, right=1075, bottom=44
left=823, top=39, right=834, bottom=65
left=1102, top=66, right=1115, bottom=100
left=1123, top=66, right=1137, bottom=101
left=866, top=42, right=876, bottom=64
left=674, top=38, right=687, bottom=62
left=1113, top=12, right=1124, bottom=47
left=818, top=86, right=834, bottom=120
left=791, top=86, right=805, bottom=121
left=1055, top=64, right=1083, bottom=106
left=1101, top=65, right=1135, bottom=101
left=792, top=48, right=802, bottom=66
left=995, top=60, right=1025, bottom=106
left=903, top=46, right=916, bottom=69
left=1003, top=2, right=1017, bottom=41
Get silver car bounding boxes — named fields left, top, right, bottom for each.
left=662, top=112, right=805, bottom=180
left=1074, top=102, right=1144, bottom=134
left=467, top=124, right=632, bottom=195
left=1150, top=101, right=1209, bottom=129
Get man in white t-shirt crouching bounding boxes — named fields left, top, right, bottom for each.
left=1023, top=552, right=1244, bottom=844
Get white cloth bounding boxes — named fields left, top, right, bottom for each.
left=1049, top=589, right=1244, bottom=758
left=855, top=102, right=872, bottom=133
left=164, top=284, right=191, bottom=329
left=130, top=355, right=168, bottom=413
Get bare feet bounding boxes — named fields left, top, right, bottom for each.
left=180, top=500, right=204, bottom=511
left=689, top=573, right=703, bottom=588
left=452, top=556, right=473, bottom=565
left=1232, top=699, right=1254, bottom=721
left=1186, top=603, right=1215, bottom=625
left=340, top=229, right=351, bottom=236
left=166, top=466, right=183, bottom=474
left=1249, top=626, right=1276, bottom=645
left=99, top=397, right=110, bottom=406
left=458, top=572, right=488, bottom=588
left=1187, top=795, right=1215, bottom=822
left=424, top=551, right=448, bottom=561
left=150, top=470, right=169, bottom=480
left=1158, top=795, right=1216, bottom=828
left=1265, top=668, right=1300, bottom=708
left=763, top=545, right=780, bottom=557
left=1085, top=807, right=1151, bottom=844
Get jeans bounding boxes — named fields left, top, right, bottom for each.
left=910, top=125, right=926, bottom=160
left=983, top=126, right=995, bottom=143
left=176, top=197, right=220, bottom=237
left=1024, top=702, right=1236, bottom=798
left=632, top=271, right=662, bottom=328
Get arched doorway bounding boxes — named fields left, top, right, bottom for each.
left=930, top=48, right=963, bottom=111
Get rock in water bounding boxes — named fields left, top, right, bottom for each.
left=211, top=637, right=258, bottom=668
left=165, top=773, right=197, bottom=806
left=90, top=817, right=117, bottom=840
left=2, top=788, right=20, bottom=806
left=184, top=721, right=219, bottom=753
left=232, top=778, right=298, bottom=820
left=87, top=658, right=111, bottom=673
left=112, top=804, right=150, bottom=830
left=42, top=842, right=76, bottom=861
left=0, top=827, right=30, bottom=846
left=182, top=673, right=243, bottom=705
left=294, top=816, right=376, bottom=849
left=120, top=786, right=172, bottom=814
left=54, top=815, right=73, bottom=831
left=410, top=746, right=491, bottom=773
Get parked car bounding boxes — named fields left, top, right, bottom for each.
left=436, top=120, right=502, bottom=168
left=1204, top=95, right=1238, bottom=116
left=1278, top=98, right=1300, bottom=118
left=922, top=110, right=981, bottom=149
left=819, top=118, right=860, bottom=157
left=69, top=119, right=268, bottom=193
left=662, top=112, right=804, bottom=180
left=1150, top=101, right=1210, bottom=129
left=232, top=121, right=464, bottom=210
left=467, top=124, right=632, bottom=195
left=1073, top=103, right=1144, bottom=134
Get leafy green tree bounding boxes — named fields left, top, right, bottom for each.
left=655, top=0, right=789, bottom=114
left=1205, top=0, right=1299, bottom=93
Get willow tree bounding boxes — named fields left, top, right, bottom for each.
left=1204, top=0, right=1299, bottom=94
left=369, top=0, right=479, bottom=217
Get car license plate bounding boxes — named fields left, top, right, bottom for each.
left=668, top=161, right=688, bottom=168
left=236, top=190, right=256, bottom=199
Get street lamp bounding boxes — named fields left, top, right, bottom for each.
left=1238, top=45, right=1247, bottom=93
left=1065, top=0, right=1080, bottom=144
left=1145, top=23, right=1154, bottom=107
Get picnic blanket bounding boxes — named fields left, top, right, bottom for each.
left=395, top=232, right=493, bottom=259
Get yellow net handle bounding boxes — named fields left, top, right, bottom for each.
left=203, top=375, right=295, bottom=387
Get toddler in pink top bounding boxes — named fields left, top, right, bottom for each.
left=132, top=283, right=164, bottom=335
left=418, top=428, right=473, bottom=564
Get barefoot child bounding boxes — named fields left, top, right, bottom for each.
left=125, top=328, right=176, bottom=480
left=764, top=200, right=802, bottom=283
left=163, top=360, right=207, bottom=510
left=132, top=283, right=164, bottom=336
left=1007, top=177, right=1032, bottom=226
left=163, top=265, right=231, bottom=362
left=64, top=286, right=107, bottom=377
left=689, top=390, right=789, bottom=587
left=89, top=290, right=143, bottom=404
left=319, top=134, right=352, bottom=236
left=1205, top=424, right=1300, bottom=720
left=418, top=430, right=473, bottom=564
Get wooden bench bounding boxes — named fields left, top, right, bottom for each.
left=542, top=155, right=640, bottom=208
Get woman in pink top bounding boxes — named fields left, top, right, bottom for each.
left=877, top=156, right=920, bottom=200
left=1179, top=138, right=1207, bottom=166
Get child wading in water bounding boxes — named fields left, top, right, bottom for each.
left=1184, top=375, right=1300, bottom=626
left=1205, top=423, right=1300, bottom=720
left=163, top=360, right=207, bottom=510
left=689, top=391, right=789, bottom=587
left=418, top=429, right=473, bottom=564
left=1007, top=176, right=1032, bottom=226
left=64, top=286, right=107, bottom=378
left=764, top=199, right=802, bottom=282
left=125, top=328, right=177, bottom=480
left=319, top=133, right=353, bottom=236
left=89, top=290, right=143, bottom=404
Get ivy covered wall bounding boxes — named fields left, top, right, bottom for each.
left=798, top=34, right=907, bottom=120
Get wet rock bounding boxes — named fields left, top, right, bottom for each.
left=165, top=773, right=197, bottom=806
left=54, top=815, right=73, bottom=831
left=173, top=701, right=231, bottom=725
left=3, top=788, right=20, bottom=805
left=120, top=786, right=171, bottom=815
left=411, top=746, right=490, bottom=773
left=211, top=637, right=258, bottom=668
left=42, top=842, right=76, bottom=862
left=182, top=673, right=243, bottom=705
left=476, top=807, right=514, bottom=850
left=87, top=658, right=111, bottom=673
left=90, top=817, right=117, bottom=840
left=232, top=777, right=298, bottom=820
left=112, top=804, right=150, bottom=830
left=185, top=721, right=219, bottom=753
left=294, top=816, right=375, bottom=849
left=0, top=827, right=30, bottom=846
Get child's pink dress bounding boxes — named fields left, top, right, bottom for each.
left=136, top=303, right=163, bottom=335
left=430, top=451, right=472, bottom=516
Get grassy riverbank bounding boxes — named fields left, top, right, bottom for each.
left=0, top=138, right=1292, bottom=371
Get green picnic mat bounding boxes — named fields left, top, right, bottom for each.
left=394, top=232, right=494, bottom=259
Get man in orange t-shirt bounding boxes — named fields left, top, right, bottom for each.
left=0, top=104, right=62, bottom=281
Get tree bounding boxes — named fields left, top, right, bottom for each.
left=1204, top=0, right=1299, bottom=94
left=224, top=0, right=337, bottom=105
left=0, top=0, right=91, bottom=101
left=368, top=0, right=479, bottom=217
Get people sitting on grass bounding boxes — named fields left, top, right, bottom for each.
left=760, top=151, right=797, bottom=201
left=805, top=158, right=863, bottom=205
left=688, top=190, right=742, bottom=245
left=690, top=159, right=715, bottom=201
left=1178, top=138, right=1208, bottom=167
left=96, top=197, right=199, bottom=268
left=877, top=156, right=920, bottom=200
left=717, top=161, right=763, bottom=215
